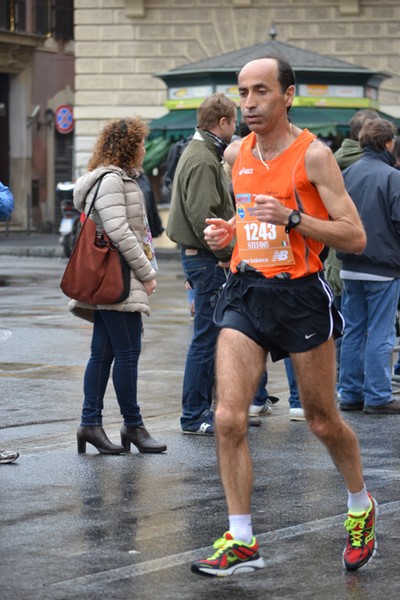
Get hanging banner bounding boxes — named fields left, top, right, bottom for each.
left=55, top=105, right=74, bottom=134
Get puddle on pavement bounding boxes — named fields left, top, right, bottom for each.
left=0, top=328, right=12, bottom=341
left=0, top=274, right=47, bottom=286
left=0, top=363, right=84, bottom=380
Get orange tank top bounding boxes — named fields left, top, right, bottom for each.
left=231, top=129, right=328, bottom=279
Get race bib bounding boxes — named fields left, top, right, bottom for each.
left=236, top=197, right=295, bottom=268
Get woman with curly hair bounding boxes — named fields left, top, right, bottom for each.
left=70, top=117, right=167, bottom=455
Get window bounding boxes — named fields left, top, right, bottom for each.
left=54, top=0, right=73, bottom=41
left=0, top=0, right=74, bottom=39
left=36, top=0, right=52, bottom=36
left=37, top=0, right=74, bottom=40
left=14, top=0, right=26, bottom=31
left=0, top=0, right=27, bottom=32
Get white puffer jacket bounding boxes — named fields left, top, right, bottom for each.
left=68, top=165, right=157, bottom=318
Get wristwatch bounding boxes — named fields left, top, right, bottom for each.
left=285, top=210, right=301, bottom=234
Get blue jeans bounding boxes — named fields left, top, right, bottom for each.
left=81, top=310, right=143, bottom=427
left=252, top=371, right=269, bottom=405
left=338, top=278, right=400, bottom=407
left=395, top=293, right=400, bottom=370
left=180, top=250, right=227, bottom=428
left=284, top=357, right=302, bottom=408
left=245, top=360, right=301, bottom=408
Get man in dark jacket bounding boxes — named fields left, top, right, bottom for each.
left=334, top=109, right=379, bottom=169
left=167, top=93, right=237, bottom=434
left=326, top=110, right=381, bottom=371
left=136, top=170, right=164, bottom=238
left=338, top=118, right=400, bottom=414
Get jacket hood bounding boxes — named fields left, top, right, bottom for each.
left=73, top=166, right=126, bottom=212
left=334, top=139, right=363, bottom=170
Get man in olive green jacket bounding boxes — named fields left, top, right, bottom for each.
left=167, top=93, right=237, bottom=434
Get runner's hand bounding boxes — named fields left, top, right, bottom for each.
left=204, top=217, right=235, bottom=250
left=254, top=195, right=290, bottom=225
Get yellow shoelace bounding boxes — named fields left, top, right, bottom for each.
left=208, top=534, right=255, bottom=559
left=344, top=515, right=367, bottom=547
left=208, top=536, right=234, bottom=558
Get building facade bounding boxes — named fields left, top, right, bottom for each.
left=2, top=1, right=400, bottom=231
left=0, top=0, right=74, bottom=230
left=74, top=0, right=400, bottom=177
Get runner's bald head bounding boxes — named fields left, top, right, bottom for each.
left=238, top=57, right=295, bottom=94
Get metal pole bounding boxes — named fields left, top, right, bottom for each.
left=27, top=192, right=31, bottom=235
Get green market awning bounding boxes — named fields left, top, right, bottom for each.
left=148, top=110, right=197, bottom=140
left=146, top=107, right=400, bottom=172
left=149, top=107, right=400, bottom=140
left=291, top=107, right=399, bottom=135
left=290, top=106, right=357, bottom=135
left=142, top=137, right=171, bottom=175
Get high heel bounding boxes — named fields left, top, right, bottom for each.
left=120, top=424, right=167, bottom=453
left=77, top=425, right=125, bottom=454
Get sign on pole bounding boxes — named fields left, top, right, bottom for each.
left=55, top=105, right=74, bottom=134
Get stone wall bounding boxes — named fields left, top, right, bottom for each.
left=74, top=0, right=400, bottom=174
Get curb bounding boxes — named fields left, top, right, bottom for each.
left=0, top=246, right=65, bottom=258
left=0, top=245, right=180, bottom=260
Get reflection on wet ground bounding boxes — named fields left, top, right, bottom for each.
left=1, top=256, right=400, bottom=599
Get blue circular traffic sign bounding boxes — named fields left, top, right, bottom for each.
left=55, top=105, right=74, bottom=134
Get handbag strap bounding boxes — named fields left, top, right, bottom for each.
left=85, top=171, right=112, bottom=218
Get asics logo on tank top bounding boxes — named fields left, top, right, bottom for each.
left=238, top=167, right=254, bottom=175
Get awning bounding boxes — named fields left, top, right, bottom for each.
left=290, top=107, right=358, bottom=136
left=148, top=110, right=197, bottom=140
left=142, top=137, right=171, bottom=175
left=149, top=107, right=400, bottom=140
left=146, top=107, right=400, bottom=172
left=291, top=107, right=400, bottom=136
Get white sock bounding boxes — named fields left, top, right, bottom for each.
left=228, top=514, right=253, bottom=544
left=347, top=485, right=370, bottom=514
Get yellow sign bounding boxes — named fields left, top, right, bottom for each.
left=165, top=98, right=206, bottom=110
left=293, top=97, right=379, bottom=109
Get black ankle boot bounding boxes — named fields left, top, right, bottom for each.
left=120, top=425, right=167, bottom=453
left=77, top=426, right=125, bottom=454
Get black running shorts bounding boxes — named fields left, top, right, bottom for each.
left=213, top=270, right=344, bottom=362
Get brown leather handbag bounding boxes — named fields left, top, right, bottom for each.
left=60, top=173, right=130, bottom=305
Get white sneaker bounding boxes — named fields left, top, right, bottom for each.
left=0, top=448, right=19, bottom=464
left=249, top=401, right=272, bottom=417
left=289, top=408, right=306, bottom=421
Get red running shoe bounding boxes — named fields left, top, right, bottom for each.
left=191, top=531, right=265, bottom=577
left=343, top=493, right=378, bottom=570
